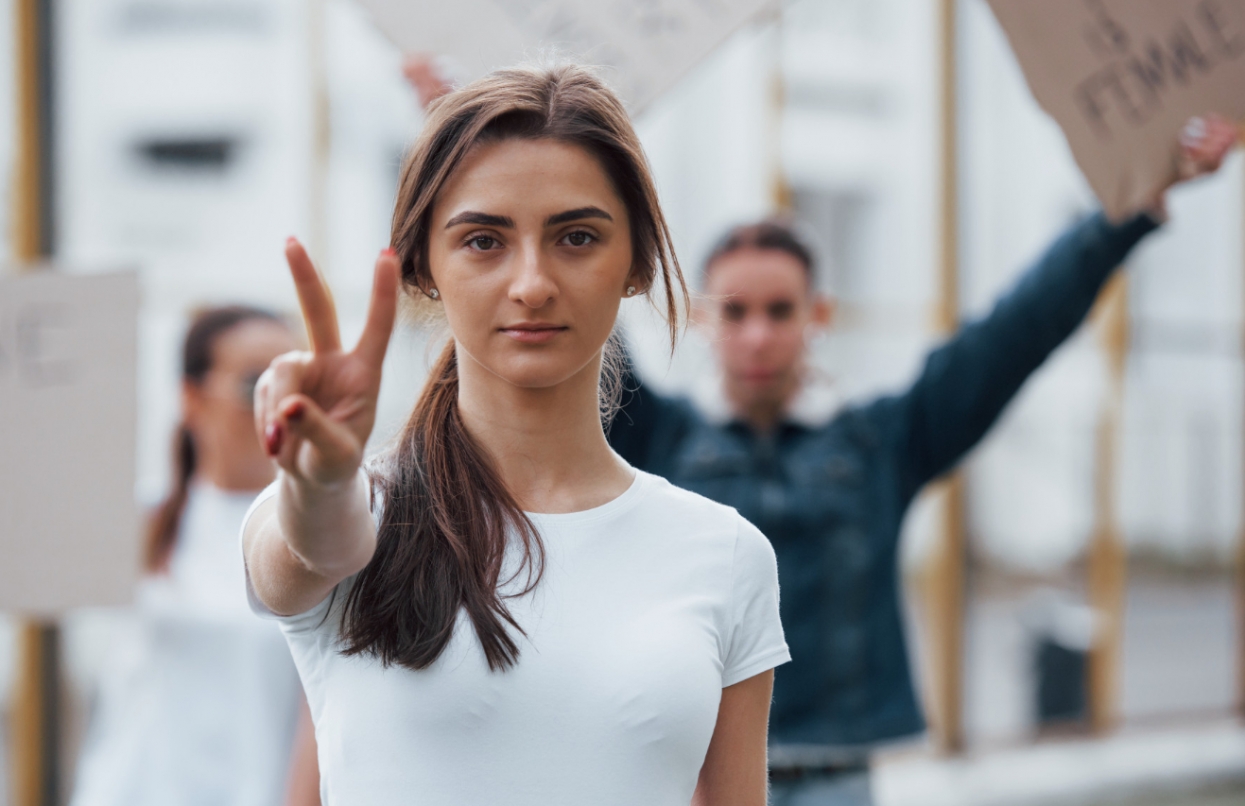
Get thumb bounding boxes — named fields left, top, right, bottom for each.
left=277, top=394, right=362, bottom=481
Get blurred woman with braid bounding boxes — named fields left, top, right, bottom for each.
left=72, top=306, right=309, bottom=806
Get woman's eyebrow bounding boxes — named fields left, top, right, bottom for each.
left=545, top=206, right=613, bottom=226
left=444, top=211, right=515, bottom=229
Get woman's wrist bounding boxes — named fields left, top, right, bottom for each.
left=279, top=463, right=364, bottom=497
left=277, top=468, right=375, bottom=577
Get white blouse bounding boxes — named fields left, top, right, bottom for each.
left=72, top=484, right=302, bottom=806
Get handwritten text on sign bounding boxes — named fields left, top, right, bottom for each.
left=1076, top=1, right=1243, bottom=140
left=354, top=0, right=777, bottom=113
left=988, top=0, right=1245, bottom=220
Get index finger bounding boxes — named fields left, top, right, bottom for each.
left=353, top=249, right=400, bottom=368
left=285, top=238, right=342, bottom=353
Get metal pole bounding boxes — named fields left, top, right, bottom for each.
left=11, top=2, right=61, bottom=803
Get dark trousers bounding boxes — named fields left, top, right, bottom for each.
left=769, top=769, right=872, bottom=806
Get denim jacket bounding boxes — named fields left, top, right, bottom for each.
left=607, top=211, right=1159, bottom=750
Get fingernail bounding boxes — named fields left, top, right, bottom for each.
left=284, top=400, right=305, bottom=422
left=381, top=247, right=396, bottom=257
left=265, top=423, right=284, bottom=456
left=1181, top=117, right=1206, bottom=145
left=286, top=236, right=298, bottom=246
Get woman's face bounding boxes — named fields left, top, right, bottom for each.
left=185, top=319, right=297, bottom=485
left=427, top=138, right=634, bottom=392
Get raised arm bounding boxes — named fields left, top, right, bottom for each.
left=890, top=210, right=1154, bottom=497
left=244, top=241, right=399, bottom=616
left=891, top=115, right=1238, bottom=499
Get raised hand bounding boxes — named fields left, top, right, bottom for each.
left=1174, top=114, right=1239, bottom=183
left=402, top=53, right=454, bottom=110
left=255, top=240, right=399, bottom=488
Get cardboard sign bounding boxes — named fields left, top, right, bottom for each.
left=987, top=0, right=1245, bottom=220
left=355, top=0, right=777, bottom=112
left=0, top=271, right=139, bottom=614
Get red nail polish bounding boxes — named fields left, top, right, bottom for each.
left=284, top=400, right=305, bottom=422
left=265, top=423, right=284, bottom=456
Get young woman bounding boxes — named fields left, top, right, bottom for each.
left=243, top=65, right=790, bottom=805
left=73, top=306, right=305, bottom=806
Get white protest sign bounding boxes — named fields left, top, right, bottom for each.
left=355, top=0, right=778, bottom=112
left=0, top=271, right=139, bottom=614
left=987, top=0, right=1245, bottom=220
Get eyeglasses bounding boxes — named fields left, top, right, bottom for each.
left=237, top=371, right=263, bottom=407
left=200, top=369, right=266, bottom=409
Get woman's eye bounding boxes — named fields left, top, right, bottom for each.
left=468, top=236, right=498, bottom=251
left=561, top=231, right=596, bottom=247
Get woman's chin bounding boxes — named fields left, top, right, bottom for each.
left=476, top=360, right=585, bottom=392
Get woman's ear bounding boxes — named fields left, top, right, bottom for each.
left=622, top=271, right=643, bottom=299
left=181, top=380, right=204, bottom=431
left=810, top=294, right=835, bottom=329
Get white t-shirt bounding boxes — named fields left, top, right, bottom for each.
left=72, top=484, right=301, bottom=806
left=244, top=469, right=789, bottom=805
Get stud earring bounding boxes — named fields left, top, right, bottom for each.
left=626, top=286, right=636, bottom=297
left=429, top=288, right=439, bottom=300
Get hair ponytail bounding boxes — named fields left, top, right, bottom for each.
left=144, top=425, right=197, bottom=571
left=340, top=64, right=687, bottom=671
left=342, top=340, right=541, bottom=670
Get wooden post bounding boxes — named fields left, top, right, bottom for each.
left=1238, top=134, right=1245, bottom=721
left=306, top=0, right=330, bottom=268
left=11, top=625, right=60, bottom=806
left=926, top=0, right=967, bottom=755
left=1086, top=273, right=1129, bottom=734
left=767, top=8, right=791, bottom=214
left=11, top=2, right=61, bottom=805
left=1239, top=532, right=1245, bottom=719
left=13, top=0, right=53, bottom=259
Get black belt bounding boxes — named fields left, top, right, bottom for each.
left=768, top=761, right=869, bottom=783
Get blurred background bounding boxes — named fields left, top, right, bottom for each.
left=1, top=0, right=1243, bottom=804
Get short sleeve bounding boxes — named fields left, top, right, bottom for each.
left=240, top=481, right=280, bottom=619
left=722, top=518, right=791, bottom=687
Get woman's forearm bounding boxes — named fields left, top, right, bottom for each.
left=277, top=469, right=377, bottom=578
left=244, top=470, right=377, bottom=616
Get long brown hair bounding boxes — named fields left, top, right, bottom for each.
left=145, top=305, right=283, bottom=571
left=340, top=64, right=687, bottom=671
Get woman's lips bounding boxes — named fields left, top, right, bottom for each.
left=500, top=325, right=568, bottom=344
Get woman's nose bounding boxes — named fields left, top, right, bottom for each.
left=508, top=245, right=558, bottom=308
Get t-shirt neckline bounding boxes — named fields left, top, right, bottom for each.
left=523, top=469, right=651, bottom=527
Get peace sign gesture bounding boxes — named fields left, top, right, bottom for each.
left=255, top=240, right=400, bottom=487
